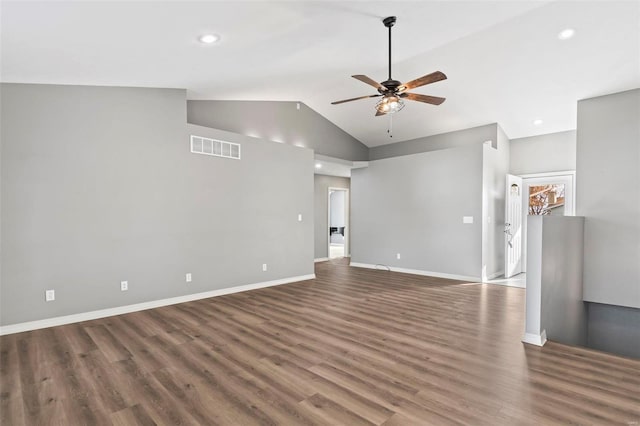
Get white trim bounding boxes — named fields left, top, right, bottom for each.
left=520, top=171, right=576, bottom=216
left=0, top=274, right=315, bottom=336
left=518, top=170, right=576, bottom=179
left=314, top=258, right=329, bottom=263
left=485, top=280, right=526, bottom=289
left=349, top=262, right=481, bottom=282
left=522, top=330, right=547, bottom=346
left=484, top=271, right=503, bottom=281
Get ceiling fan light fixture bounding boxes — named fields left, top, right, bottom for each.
left=376, top=95, right=404, bottom=114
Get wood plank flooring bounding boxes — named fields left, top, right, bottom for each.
left=2, top=258, right=639, bottom=425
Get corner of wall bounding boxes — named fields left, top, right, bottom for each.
left=522, top=329, right=547, bottom=346
left=481, top=124, right=509, bottom=280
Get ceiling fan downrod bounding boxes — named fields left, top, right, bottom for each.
left=383, top=16, right=396, bottom=81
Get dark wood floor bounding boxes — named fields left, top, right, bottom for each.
left=2, top=259, right=639, bottom=425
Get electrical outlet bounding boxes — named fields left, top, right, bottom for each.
left=396, top=253, right=401, bottom=260
left=298, top=214, right=302, bottom=222
left=262, top=263, right=267, bottom=272
left=186, top=273, right=192, bottom=283
left=45, top=289, right=55, bottom=302
left=120, top=281, right=128, bottom=291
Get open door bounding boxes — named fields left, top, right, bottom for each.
left=505, top=174, right=523, bottom=278
left=328, top=188, right=349, bottom=259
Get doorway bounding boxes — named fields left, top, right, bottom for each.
left=328, top=188, right=349, bottom=259
left=521, top=171, right=576, bottom=271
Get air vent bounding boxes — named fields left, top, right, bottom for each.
left=190, top=135, right=241, bottom=160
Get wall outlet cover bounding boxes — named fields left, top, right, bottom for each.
left=45, top=289, right=55, bottom=302
left=120, top=281, right=128, bottom=291
left=186, top=273, right=192, bottom=283
left=262, top=263, right=267, bottom=272
left=463, top=216, right=474, bottom=224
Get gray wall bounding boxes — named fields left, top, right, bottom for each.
left=510, top=130, right=576, bottom=175
left=576, top=89, right=640, bottom=309
left=351, top=144, right=483, bottom=279
left=539, top=217, right=587, bottom=346
left=314, top=175, right=350, bottom=259
left=525, top=216, right=587, bottom=347
left=187, top=100, right=369, bottom=161
left=1, top=83, right=314, bottom=326
left=369, top=123, right=497, bottom=160
left=482, top=125, right=510, bottom=279
left=587, top=303, right=640, bottom=359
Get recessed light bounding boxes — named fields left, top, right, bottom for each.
left=533, top=119, right=543, bottom=126
left=558, top=28, right=575, bottom=40
left=199, top=34, right=220, bottom=44
left=315, top=163, right=322, bottom=169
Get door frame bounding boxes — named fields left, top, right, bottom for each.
left=328, top=187, right=349, bottom=259
left=520, top=170, right=576, bottom=271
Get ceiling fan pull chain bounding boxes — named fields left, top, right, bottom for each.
left=388, top=114, right=393, bottom=138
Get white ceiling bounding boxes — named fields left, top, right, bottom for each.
left=2, top=1, right=639, bottom=147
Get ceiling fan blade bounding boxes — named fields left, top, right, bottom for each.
left=402, top=93, right=446, bottom=105
left=331, top=94, right=381, bottom=105
left=352, top=75, right=385, bottom=90
left=400, top=71, right=447, bottom=91
left=375, top=110, right=387, bottom=117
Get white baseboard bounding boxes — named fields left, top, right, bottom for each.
left=522, top=330, right=547, bottom=346
left=314, top=258, right=330, bottom=263
left=349, top=262, right=481, bottom=282
left=0, top=274, right=316, bottom=336
left=485, top=279, right=526, bottom=289
left=484, top=271, right=502, bottom=281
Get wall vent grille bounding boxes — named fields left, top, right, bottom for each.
left=190, top=135, right=241, bottom=160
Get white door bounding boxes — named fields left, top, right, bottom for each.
left=505, top=174, right=523, bottom=278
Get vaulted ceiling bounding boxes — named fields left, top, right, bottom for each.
left=2, top=1, right=638, bottom=147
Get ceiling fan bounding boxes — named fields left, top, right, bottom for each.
left=331, top=16, right=447, bottom=116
